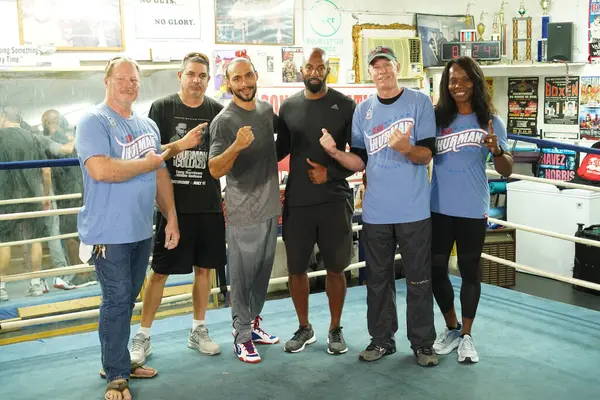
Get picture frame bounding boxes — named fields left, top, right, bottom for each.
left=351, top=22, right=416, bottom=84
left=214, top=0, right=295, bottom=46
left=415, top=13, right=475, bottom=67
left=17, top=0, right=125, bottom=51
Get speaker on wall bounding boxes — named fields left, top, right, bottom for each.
left=547, top=22, right=573, bottom=62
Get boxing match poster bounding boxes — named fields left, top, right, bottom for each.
left=507, top=77, right=539, bottom=136
left=579, top=76, right=600, bottom=139
left=212, top=50, right=237, bottom=100
left=543, top=76, right=580, bottom=139
left=537, top=148, right=578, bottom=182
left=589, top=0, right=600, bottom=62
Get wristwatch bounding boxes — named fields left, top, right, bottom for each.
left=493, top=147, right=504, bottom=157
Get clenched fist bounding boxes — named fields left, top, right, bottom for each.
left=388, top=123, right=413, bottom=155
left=145, top=150, right=166, bottom=171
left=319, top=128, right=338, bottom=156
left=234, top=126, right=254, bottom=151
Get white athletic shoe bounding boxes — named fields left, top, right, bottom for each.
left=130, top=333, right=152, bottom=365
left=457, top=334, right=479, bottom=363
left=233, top=341, right=261, bottom=363
left=433, top=327, right=460, bottom=355
left=53, top=277, right=77, bottom=290
left=188, top=326, right=221, bottom=355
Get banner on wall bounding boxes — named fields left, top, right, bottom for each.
left=256, top=85, right=375, bottom=114
left=135, top=0, right=201, bottom=39
left=507, top=77, right=539, bottom=136
left=537, top=148, right=578, bottom=182
left=303, top=0, right=346, bottom=56
left=589, top=0, right=600, bottom=62
left=579, top=76, right=600, bottom=139
left=543, top=76, right=580, bottom=133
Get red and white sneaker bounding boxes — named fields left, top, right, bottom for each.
left=252, top=316, right=279, bottom=345
left=233, top=340, right=261, bottom=363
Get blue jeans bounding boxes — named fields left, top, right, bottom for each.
left=93, top=238, right=152, bottom=383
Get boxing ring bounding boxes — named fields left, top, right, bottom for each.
left=1, top=136, right=600, bottom=399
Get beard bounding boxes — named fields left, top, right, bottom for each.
left=304, top=75, right=328, bottom=93
left=232, top=85, right=257, bottom=102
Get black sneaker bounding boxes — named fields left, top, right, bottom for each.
left=284, top=325, right=316, bottom=353
left=415, top=345, right=439, bottom=367
left=358, top=343, right=396, bottom=362
left=327, top=326, right=348, bottom=355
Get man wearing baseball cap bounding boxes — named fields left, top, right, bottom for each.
left=319, top=45, right=438, bottom=367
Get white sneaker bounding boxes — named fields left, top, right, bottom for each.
left=188, top=326, right=221, bottom=355
left=27, top=282, right=44, bottom=297
left=53, top=277, right=77, bottom=290
left=0, top=288, right=8, bottom=302
left=433, top=327, right=460, bottom=355
left=457, top=334, right=479, bottom=363
left=251, top=316, right=279, bottom=345
left=130, top=333, right=152, bottom=365
left=233, top=341, right=261, bottom=363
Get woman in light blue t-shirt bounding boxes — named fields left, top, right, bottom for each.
left=430, top=57, right=514, bottom=364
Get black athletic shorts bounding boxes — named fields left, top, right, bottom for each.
left=151, top=211, right=227, bottom=275
left=282, top=198, right=354, bottom=275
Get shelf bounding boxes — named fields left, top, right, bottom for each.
left=0, top=62, right=181, bottom=78
left=426, top=62, right=587, bottom=77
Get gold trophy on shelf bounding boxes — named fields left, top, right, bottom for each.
left=477, top=11, right=488, bottom=41
left=465, top=1, right=474, bottom=28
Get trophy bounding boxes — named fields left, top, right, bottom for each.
left=513, top=2, right=533, bottom=63
left=538, top=0, right=552, bottom=61
left=477, top=11, right=488, bottom=41
left=491, top=12, right=501, bottom=41
left=499, top=0, right=508, bottom=56
left=465, top=1, right=474, bottom=28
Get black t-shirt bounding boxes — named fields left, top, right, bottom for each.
left=0, top=127, right=46, bottom=214
left=276, top=88, right=356, bottom=207
left=148, top=94, right=224, bottom=214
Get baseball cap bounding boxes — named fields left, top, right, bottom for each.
left=368, top=46, right=398, bottom=65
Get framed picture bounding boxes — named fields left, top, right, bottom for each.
left=17, top=0, right=125, bottom=51
left=416, top=13, right=474, bottom=67
left=214, top=0, right=295, bottom=45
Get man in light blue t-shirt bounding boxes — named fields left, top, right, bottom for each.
left=76, top=57, right=179, bottom=400
left=320, top=46, right=438, bottom=367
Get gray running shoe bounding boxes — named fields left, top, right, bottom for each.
left=284, top=325, right=316, bottom=353
left=415, top=345, right=439, bottom=367
left=188, top=326, right=221, bottom=355
left=130, top=333, right=152, bottom=365
left=358, top=343, right=396, bottom=362
left=327, top=327, right=348, bottom=355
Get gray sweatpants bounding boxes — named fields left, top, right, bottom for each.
left=362, top=218, right=436, bottom=352
left=228, top=216, right=278, bottom=344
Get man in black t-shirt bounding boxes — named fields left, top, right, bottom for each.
left=276, top=48, right=356, bottom=355
left=130, top=53, right=226, bottom=367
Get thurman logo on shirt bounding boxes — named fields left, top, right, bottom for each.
left=116, top=133, right=157, bottom=160
left=367, top=118, right=414, bottom=155
left=173, top=150, right=208, bottom=169
left=436, top=129, right=485, bottom=155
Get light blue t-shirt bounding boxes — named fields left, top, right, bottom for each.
left=75, top=103, right=162, bottom=244
left=352, top=88, right=436, bottom=224
left=430, top=113, right=509, bottom=219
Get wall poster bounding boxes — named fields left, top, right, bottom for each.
left=507, top=77, right=539, bottom=136
left=579, top=76, right=600, bottom=139
left=214, top=0, right=294, bottom=45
